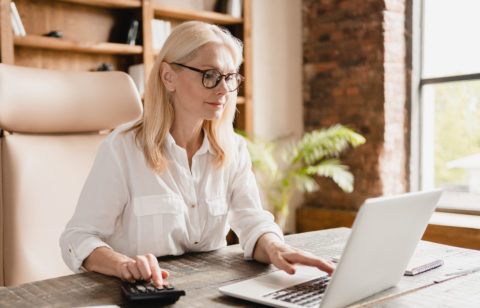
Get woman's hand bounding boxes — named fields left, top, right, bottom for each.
left=266, top=241, right=335, bottom=275
left=83, top=247, right=169, bottom=287
left=118, top=254, right=169, bottom=287
left=253, top=233, right=335, bottom=275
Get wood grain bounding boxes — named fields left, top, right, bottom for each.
left=1, top=228, right=479, bottom=307
left=423, top=223, right=480, bottom=250
left=141, top=0, right=153, bottom=83
left=242, top=0, right=253, bottom=133
left=14, top=34, right=142, bottom=54
left=57, top=0, right=141, bottom=8
left=296, top=206, right=357, bottom=232
left=15, top=0, right=121, bottom=43
left=14, top=46, right=132, bottom=71
left=0, top=0, right=14, bottom=63
left=153, top=4, right=242, bottom=25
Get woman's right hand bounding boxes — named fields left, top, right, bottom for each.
left=83, top=247, right=169, bottom=287
left=118, top=254, right=169, bottom=287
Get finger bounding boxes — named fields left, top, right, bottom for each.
left=145, top=254, right=163, bottom=286
left=283, top=253, right=335, bottom=275
left=127, top=261, right=142, bottom=280
left=161, top=270, right=169, bottom=279
left=325, top=259, right=336, bottom=267
left=120, top=263, right=135, bottom=283
left=135, top=255, right=152, bottom=281
left=271, top=253, right=296, bottom=275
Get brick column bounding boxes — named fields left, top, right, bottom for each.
left=303, top=0, right=409, bottom=210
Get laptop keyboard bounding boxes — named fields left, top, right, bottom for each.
left=262, top=275, right=331, bottom=307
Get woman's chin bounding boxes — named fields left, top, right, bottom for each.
left=205, top=110, right=223, bottom=121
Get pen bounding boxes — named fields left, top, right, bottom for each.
left=444, top=266, right=480, bottom=277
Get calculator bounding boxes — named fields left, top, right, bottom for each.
left=121, top=280, right=186, bottom=304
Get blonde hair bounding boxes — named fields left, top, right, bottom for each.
left=128, top=21, right=243, bottom=173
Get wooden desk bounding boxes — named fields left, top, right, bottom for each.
left=1, top=228, right=479, bottom=307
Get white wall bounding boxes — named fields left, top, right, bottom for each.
left=251, top=0, right=303, bottom=233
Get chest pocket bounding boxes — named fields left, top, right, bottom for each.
left=134, top=195, right=183, bottom=216
left=133, top=195, right=185, bottom=255
left=206, top=196, right=228, bottom=216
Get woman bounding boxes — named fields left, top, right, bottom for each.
left=60, top=21, right=334, bottom=287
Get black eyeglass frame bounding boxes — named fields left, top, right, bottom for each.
left=169, top=62, right=244, bottom=92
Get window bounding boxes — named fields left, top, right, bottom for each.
left=417, top=0, right=480, bottom=213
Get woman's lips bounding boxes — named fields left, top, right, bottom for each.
left=207, top=102, right=224, bottom=108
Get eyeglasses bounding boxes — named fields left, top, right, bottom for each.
left=170, top=62, right=244, bottom=92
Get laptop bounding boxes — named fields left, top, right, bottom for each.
left=219, top=190, right=442, bottom=308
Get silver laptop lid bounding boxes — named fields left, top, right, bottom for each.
left=320, top=189, right=442, bottom=308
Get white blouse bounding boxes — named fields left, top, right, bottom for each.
left=60, top=122, right=283, bottom=273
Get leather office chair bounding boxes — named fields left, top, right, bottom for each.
left=0, top=63, right=143, bottom=286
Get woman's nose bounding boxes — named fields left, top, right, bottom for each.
left=215, top=77, right=230, bottom=94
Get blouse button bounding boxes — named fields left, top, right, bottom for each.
left=194, top=241, right=199, bottom=244
left=191, top=204, right=195, bottom=208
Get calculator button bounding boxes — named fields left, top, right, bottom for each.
left=128, top=286, right=138, bottom=293
left=146, top=285, right=155, bottom=292
left=121, top=280, right=186, bottom=304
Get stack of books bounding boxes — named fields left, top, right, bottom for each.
left=151, top=19, right=171, bottom=50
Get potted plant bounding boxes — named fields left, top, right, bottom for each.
left=240, top=124, right=366, bottom=232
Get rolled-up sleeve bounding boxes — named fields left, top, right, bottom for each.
left=228, top=136, right=284, bottom=259
left=59, top=140, right=128, bottom=273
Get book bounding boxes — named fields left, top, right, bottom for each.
left=10, top=1, right=26, bottom=36
left=404, top=256, right=444, bottom=276
left=10, top=8, right=21, bottom=35
left=151, top=19, right=171, bottom=50
left=126, top=20, right=139, bottom=46
left=226, top=0, right=242, bottom=18
left=151, top=19, right=160, bottom=50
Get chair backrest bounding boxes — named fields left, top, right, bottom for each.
left=0, top=64, right=143, bottom=286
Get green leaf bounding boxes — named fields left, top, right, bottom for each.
left=236, top=125, right=364, bottom=214
left=305, top=162, right=354, bottom=193
left=294, top=173, right=319, bottom=193
left=293, top=125, right=366, bottom=165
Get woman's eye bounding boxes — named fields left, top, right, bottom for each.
left=204, top=71, right=218, bottom=80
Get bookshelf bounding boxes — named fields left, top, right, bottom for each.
left=14, top=34, right=143, bottom=54
left=57, top=0, right=141, bottom=8
left=152, top=5, right=242, bottom=24
left=0, top=0, right=253, bottom=132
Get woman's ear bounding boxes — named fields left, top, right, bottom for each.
left=160, top=62, right=176, bottom=92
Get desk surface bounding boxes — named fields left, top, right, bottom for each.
left=1, top=228, right=479, bottom=307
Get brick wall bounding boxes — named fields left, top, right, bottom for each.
left=303, top=0, right=409, bottom=210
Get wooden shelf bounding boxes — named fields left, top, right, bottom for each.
left=57, top=0, right=141, bottom=8
left=153, top=4, right=243, bottom=25
left=14, top=35, right=143, bottom=55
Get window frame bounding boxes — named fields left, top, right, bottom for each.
left=411, top=0, right=480, bottom=215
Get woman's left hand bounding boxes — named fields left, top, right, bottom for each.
left=254, top=233, right=335, bottom=276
